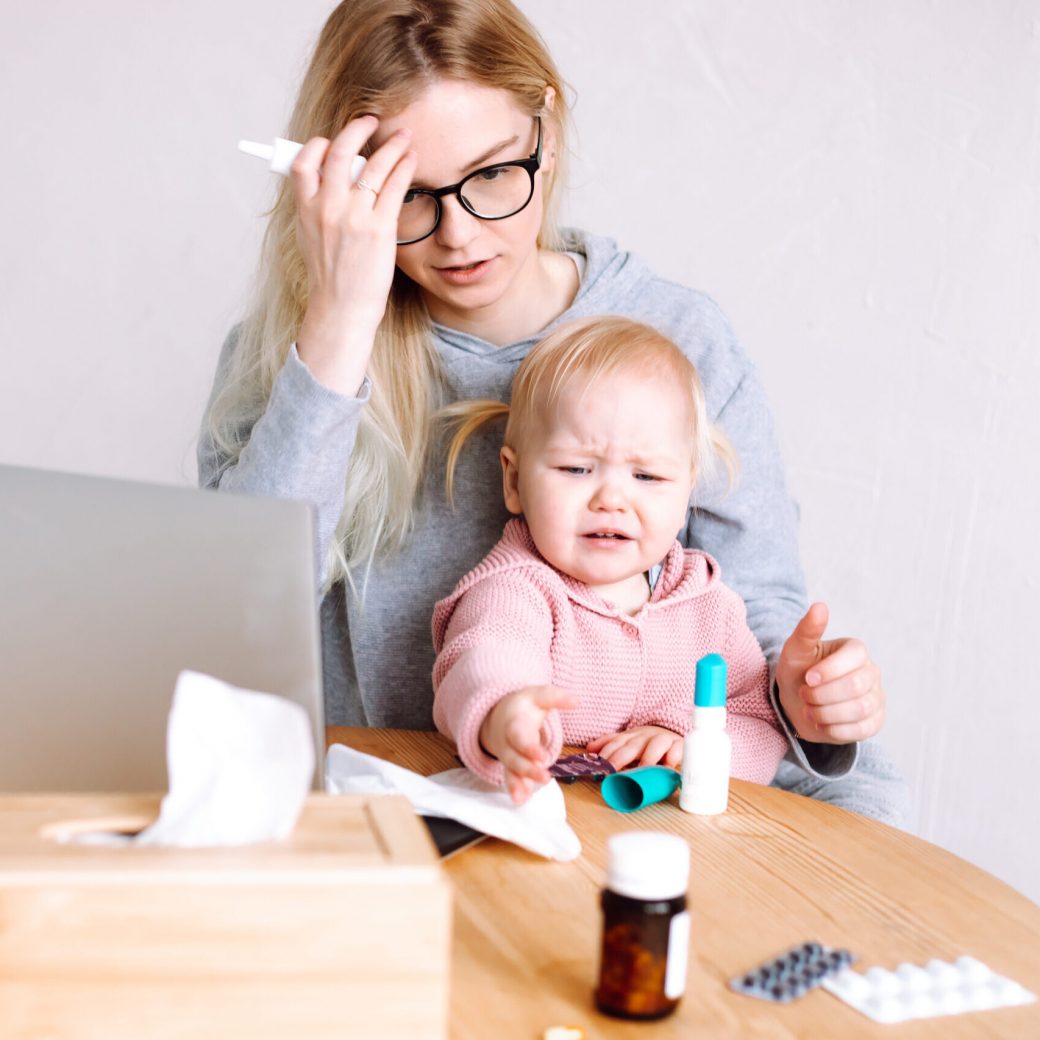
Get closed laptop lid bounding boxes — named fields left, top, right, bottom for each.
left=0, top=464, right=325, bottom=792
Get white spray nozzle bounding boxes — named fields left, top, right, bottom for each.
left=238, top=140, right=275, bottom=161
left=238, top=138, right=366, bottom=182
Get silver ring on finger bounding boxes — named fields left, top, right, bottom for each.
left=354, top=177, right=378, bottom=197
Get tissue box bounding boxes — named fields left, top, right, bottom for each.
left=0, top=793, right=451, bottom=1040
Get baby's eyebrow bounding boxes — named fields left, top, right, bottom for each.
left=542, top=444, right=681, bottom=470
left=624, top=449, right=688, bottom=469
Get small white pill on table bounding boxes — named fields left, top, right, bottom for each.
left=542, top=1028, right=585, bottom=1040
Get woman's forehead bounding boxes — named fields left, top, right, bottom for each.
left=373, top=79, right=532, bottom=178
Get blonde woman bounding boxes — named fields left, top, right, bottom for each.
left=200, top=0, right=908, bottom=824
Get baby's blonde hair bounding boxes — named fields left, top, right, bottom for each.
left=442, top=315, right=737, bottom=505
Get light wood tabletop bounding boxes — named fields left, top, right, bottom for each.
left=328, top=727, right=1040, bottom=1040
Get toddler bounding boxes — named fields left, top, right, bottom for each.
left=432, top=316, right=789, bottom=804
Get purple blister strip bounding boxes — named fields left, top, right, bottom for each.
left=548, top=753, right=616, bottom=780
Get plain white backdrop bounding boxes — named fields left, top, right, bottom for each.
left=3, top=2, right=1038, bottom=901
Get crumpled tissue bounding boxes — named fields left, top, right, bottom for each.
left=325, top=743, right=581, bottom=862
left=111, top=670, right=314, bottom=847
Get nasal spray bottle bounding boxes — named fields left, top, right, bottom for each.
left=679, top=653, right=731, bottom=815
left=238, top=138, right=366, bottom=182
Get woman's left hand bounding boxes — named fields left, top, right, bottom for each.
left=775, top=602, right=886, bottom=745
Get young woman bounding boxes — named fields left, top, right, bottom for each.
left=200, top=0, right=909, bottom=824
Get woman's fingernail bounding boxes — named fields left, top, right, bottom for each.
left=806, top=670, right=820, bottom=685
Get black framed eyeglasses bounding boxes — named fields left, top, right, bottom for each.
left=396, top=117, right=543, bottom=245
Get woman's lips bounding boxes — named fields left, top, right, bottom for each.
left=434, top=257, right=495, bottom=285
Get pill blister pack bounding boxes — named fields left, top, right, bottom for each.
left=730, top=942, right=856, bottom=1003
left=822, top=956, right=1037, bottom=1024
left=548, top=753, right=615, bottom=782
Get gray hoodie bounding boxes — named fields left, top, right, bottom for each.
left=199, top=229, right=857, bottom=779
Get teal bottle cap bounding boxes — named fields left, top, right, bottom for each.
left=601, top=765, right=682, bottom=813
left=694, top=653, right=728, bottom=707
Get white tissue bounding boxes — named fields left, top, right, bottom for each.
left=129, top=671, right=315, bottom=847
left=325, top=744, right=581, bottom=861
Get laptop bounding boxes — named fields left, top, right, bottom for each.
left=0, top=464, right=325, bottom=792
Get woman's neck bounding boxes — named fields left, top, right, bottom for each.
left=425, top=248, right=579, bottom=346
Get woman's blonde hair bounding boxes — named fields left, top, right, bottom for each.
left=204, top=0, right=570, bottom=591
left=442, top=316, right=738, bottom=505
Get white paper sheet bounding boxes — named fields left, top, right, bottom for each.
left=325, top=743, right=582, bottom=861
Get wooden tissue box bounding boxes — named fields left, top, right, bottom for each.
left=0, top=793, right=451, bottom=1040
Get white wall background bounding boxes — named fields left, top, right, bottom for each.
left=3, top=2, right=1038, bottom=901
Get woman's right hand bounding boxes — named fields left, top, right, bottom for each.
left=291, top=116, right=417, bottom=395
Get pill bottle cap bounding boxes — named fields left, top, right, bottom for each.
left=601, top=765, right=681, bottom=813
left=694, top=653, right=727, bottom=708
left=605, top=831, right=690, bottom=900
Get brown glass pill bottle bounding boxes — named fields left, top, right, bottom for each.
left=595, top=831, right=691, bottom=1020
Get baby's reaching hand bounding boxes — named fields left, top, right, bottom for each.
left=587, top=725, right=684, bottom=771
left=479, top=686, right=578, bottom=805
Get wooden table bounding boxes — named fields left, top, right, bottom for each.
left=328, top=728, right=1040, bottom=1039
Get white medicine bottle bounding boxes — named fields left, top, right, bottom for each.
left=679, top=653, right=731, bottom=815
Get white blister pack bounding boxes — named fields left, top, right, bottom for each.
left=822, top=955, right=1036, bottom=1024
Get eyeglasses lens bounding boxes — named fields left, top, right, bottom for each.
left=396, top=164, right=535, bottom=244
left=461, top=165, right=533, bottom=218
left=397, top=193, right=438, bottom=244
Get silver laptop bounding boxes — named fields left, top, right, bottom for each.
left=0, top=464, right=325, bottom=791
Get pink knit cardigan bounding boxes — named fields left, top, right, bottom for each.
left=432, top=519, right=787, bottom=787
